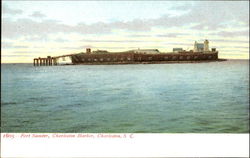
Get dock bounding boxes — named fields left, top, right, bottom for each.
left=33, top=54, right=75, bottom=66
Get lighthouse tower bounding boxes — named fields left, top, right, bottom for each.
left=204, top=39, right=209, bottom=52
left=194, top=41, right=198, bottom=52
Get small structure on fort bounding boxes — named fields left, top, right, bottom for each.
left=92, top=50, right=109, bottom=54
left=133, top=49, right=160, bottom=54
left=173, top=48, right=183, bottom=53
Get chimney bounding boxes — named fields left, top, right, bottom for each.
left=86, top=48, right=91, bottom=54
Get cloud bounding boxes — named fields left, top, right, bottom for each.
left=2, top=42, right=13, bottom=48
left=30, top=11, right=46, bottom=18
left=2, top=55, right=34, bottom=57
left=221, top=50, right=249, bottom=54
left=61, top=45, right=140, bottom=50
left=127, top=34, right=152, bottom=38
left=11, top=51, right=33, bottom=54
left=97, top=46, right=131, bottom=49
left=156, top=33, right=189, bottom=38
left=54, top=38, right=69, bottom=42
left=128, top=33, right=190, bottom=38
left=2, top=18, right=70, bottom=38
left=6, top=51, right=43, bottom=55
left=212, top=39, right=249, bottom=43
left=61, top=46, right=85, bottom=50
left=78, top=45, right=94, bottom=49
left=2, top=18, right=115, bottom=39
left=3, top=5, right=23, bottom=15
left=155, top=2, right=248, bottom=30
left=165, top=42, right=193, bottom=46
left=2, top=1, right=249, bottom=40
left=170, top=4, right=192, bottom=10
left=222, top=53, right=248, bottom=56
left=215, top=30, right=249, bottom=37
left=24, top=35, right=49, bottom=41
left=2, top=42, right=29, bottom=49
left=81, top=39, right=154, bottom=43
left=111, top=19, right=151, bottom=31
left=217, top=46, right=249, bottom=49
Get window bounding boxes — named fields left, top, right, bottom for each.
left=164, top=56, right=169, bottom=60
left=148, top=57, right=152, bottom=60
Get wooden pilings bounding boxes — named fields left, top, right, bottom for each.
left=33, top=56, right=58, bottom=66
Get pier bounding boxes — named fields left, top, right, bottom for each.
left=33, top=56, right=58, bottom=66
left=33, top=54, right=75, bottom=66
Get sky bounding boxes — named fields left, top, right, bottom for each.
left=2, top=1, right=249, bottom=63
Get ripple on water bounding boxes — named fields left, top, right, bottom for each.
left=1, top=61, right=249, bottom=133
left=1, top=101, right=18, bottom=106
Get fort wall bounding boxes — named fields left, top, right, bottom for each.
left=71, top=51, right=218, bottom=64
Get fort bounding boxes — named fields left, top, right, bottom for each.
left=33, top=40, right=225, bottom=66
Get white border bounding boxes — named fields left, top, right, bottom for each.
left=1, top=133, right=249, bottom=157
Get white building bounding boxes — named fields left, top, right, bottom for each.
left=194, top=40, right=210, bottom=52
left=57, top=56, right=72, bottom=65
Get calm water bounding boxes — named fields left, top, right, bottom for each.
left=1, top=60, right=249, bottom=133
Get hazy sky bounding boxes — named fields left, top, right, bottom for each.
left=2, top=1, right=249, bottom=63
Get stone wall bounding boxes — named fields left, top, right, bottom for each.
left=71, top=52, right=218, bottom=64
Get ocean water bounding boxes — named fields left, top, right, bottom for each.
left=1, top=60, right=249, bottom=133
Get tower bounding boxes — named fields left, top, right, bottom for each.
left=204, top=40, right=209, bottom=52
left=194, top=41, right=198, bottom=52
left=86, top=48, right=91, bottom=54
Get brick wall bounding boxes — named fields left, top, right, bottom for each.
left=71, top=52, right=218, bottom=64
